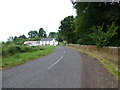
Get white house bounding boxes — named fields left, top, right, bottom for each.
left=40, top=38, right=58, bottom=46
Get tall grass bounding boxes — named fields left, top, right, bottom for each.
left=2, top=45, right=44, bottom=57
left=1, top=45, right=56, bottom=69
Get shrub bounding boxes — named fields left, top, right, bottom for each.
left=2, top=44, right=45, bottom=57
left=90, top=23, right=119, bottom=47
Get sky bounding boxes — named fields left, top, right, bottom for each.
left=0, top=0, right=76, bottom=42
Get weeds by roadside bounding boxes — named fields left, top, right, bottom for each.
left=0, top=45, right=56, bottom=70
left=2, top=44, right=45, bottom=57
left=68, top=45, right=120, bottom=82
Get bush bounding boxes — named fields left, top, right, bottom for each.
left=2, top=44, right=45, bottom=57
left=90, top=23, right=119, bottom=47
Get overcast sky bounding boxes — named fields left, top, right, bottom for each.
left=0, top=0, right=76, bottom=42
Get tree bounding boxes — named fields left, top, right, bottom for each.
left=59, top=16, right=77, bottom=43
left=56, top=32, right=63, bottom=42
left=38, top=28, right=47, bottom=38
left=73, top=2, right=120, bottom=46
left=28, top=30, right=38, bottom=38
left=18, top=35, right=27, bottom=39
left=90, top=23, right=119, bottom=47
left=49, top=32, right=57, bottom=38
left=13, top=36, right=18, bottom=41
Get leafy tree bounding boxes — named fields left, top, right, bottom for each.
left=18, top=35, right=27, bottom=39
left=38, top=28, right=47, bottom=38
left=49, top=32, right=57, bottom=38
left=90, top=23, right=119, bottom=47
left=56, top=31, right=63, bottom=42
left=59, top=16, right=77, bottom=43
left=13, top=36, right=18, bottom=41
left=28, top=30, right=38, bottom=38
left=72, top=2, right=120, bottom=46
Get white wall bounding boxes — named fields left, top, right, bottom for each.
left=39, top=39, right=58, bottom=46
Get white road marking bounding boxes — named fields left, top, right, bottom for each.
left=64, top=50, right=66, bottom=54
left=48, top=56, right=63, bottom=69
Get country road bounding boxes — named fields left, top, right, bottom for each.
left=2, top=46, right=83, bottom=88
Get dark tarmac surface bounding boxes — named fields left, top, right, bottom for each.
left=2, top=47, right=82, bottom=88
left=2, top=46, right=118, bottom=88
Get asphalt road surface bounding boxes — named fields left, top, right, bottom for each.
left=2, top=46, right=83, bottom=88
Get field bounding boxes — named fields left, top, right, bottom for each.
left=0, top=45, right=56, bottom=70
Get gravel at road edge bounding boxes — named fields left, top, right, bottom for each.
left=79, top=51, right=118, bottom=88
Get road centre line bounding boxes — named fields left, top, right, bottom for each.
left=64, top=50, right=66, bottom=54
left=48, top=56, right=64, bottom=69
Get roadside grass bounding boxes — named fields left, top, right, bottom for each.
left=0, top=45, right=56, bottom=70
left=59, top=42, right=66, bottom=46
left=68, top=46, right=120, bottom=82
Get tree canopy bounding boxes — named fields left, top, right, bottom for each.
left=28, top=30, right=38, bottom=38
left=59, top=16, right=77, bottom=43
left=74, top=2, right=120, bottom=46
left=58, top=2, right=120, bottom=47
left=38, top=28, right=47, bottom=38
left=48, top=32, right=57, bottom=38
left=6, top=27, right=47, bottom=45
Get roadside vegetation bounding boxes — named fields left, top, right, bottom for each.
left=1, top=21, right=60, bottom=70
left=60, top=2, right=120, bottom=82
left=0, top=45, right=56, bottom=70
left=58, top=2, right=120, bottom=47
left=68, top=45, right=120, bottom=82
left=79, top=48, right=120, bottom=82
left=59, top=42, right=66, bottom=46
left=2, top=44, right=45, bottom=57
left=1, top=27, right=59, bottom=69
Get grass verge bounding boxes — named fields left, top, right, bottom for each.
left=0, top=45, right=56, bottom=70
left=68, top=46, right=120, bottom=82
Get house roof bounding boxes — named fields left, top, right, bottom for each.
left=24, top=41, right=39, bottom=44
left=40, top=38, right=54, bottom=41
